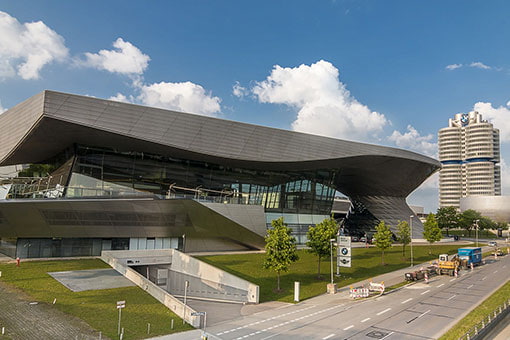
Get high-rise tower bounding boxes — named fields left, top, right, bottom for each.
left=439, top=111, right=500, bottom=209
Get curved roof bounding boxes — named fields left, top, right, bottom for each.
left=0, top=90, right=440, bottom=197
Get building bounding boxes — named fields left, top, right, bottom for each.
left=439, top=111, right=500, bottom=209
left=0, top=91, right=439, bottom=258
left=460, top=196, right=510, bottom=224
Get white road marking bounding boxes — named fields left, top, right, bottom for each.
left=377, top=308, right=392, bottom=315
left=447, top=294, right=457, bottom=301
left=467, top=284, right=473, bottom=289
left=437, top=283, right=444, bottom=288
left=361, top=317, right=371, bottom=323
left=482, top=276, right=487, bottom=281
left=421, top=290, right=431, bottom=295
left=493, top=270, right=498, bottom=274
left=380, top=331, right=394, bottom=340
left=343, top=325, right=354, bottom=330
left=450, top=278, right=456, bottom=282
left=322, top=334, right=335, bottom=340
left=418, top=309, right=431, bottom=319
left=401, top=298, right=413, bottom=304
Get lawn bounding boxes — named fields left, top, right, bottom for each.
left=0, top=259, right=192, bottom=340
left=197, top=243, right=464, bottom=303
left=438, top=280, right=510, bottom=340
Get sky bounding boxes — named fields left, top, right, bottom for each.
left=1, top=0, right=510, bottom=212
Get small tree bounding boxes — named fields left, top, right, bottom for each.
left=306, top=217, right=339, bottom=279
left=374, top=221, right=393, bottom=265
left=423, top=213, right=442, bottom=254
left=396, top=220, right=411, bottom=257
left=436, top=206, right=459, bottom=236
left=263, top=217, right=299, bottom=291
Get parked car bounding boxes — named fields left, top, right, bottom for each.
left=488, top=241, right=497, bottom=247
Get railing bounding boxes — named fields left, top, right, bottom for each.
left=458, top=298, right=510, bottom=340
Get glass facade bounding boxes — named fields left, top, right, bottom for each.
left=15, top=237, right=129, bottom=258
left=68, top=145, right=338, bottom=215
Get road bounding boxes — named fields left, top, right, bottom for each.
left=153, top=253, right=509, bottom=340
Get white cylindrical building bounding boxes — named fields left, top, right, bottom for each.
left=438, top=111, right=500, bottom=209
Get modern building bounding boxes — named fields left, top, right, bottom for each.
left=439, top=111, right=500, bottom=209
left=460, top=196, right=510, bottom=224
left=0, top=91, right=439, bottom=258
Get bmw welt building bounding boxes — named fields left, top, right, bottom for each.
left=0, top=91, right=439, bottom=258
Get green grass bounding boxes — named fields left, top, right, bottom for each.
left=197, top=244, right=464, bottom=303
left=439, top=280, right=510, bottom=340
left=0, top=259, right=193, bottom=339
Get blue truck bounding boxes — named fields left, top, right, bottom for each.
left=457, top=247, right=482, bottom=268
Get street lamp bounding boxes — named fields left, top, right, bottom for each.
left=475, top=219, right=480, bottom=247
left=330, top=238, right=336, bottom=284
left=410, top=215, right=414, bottom=267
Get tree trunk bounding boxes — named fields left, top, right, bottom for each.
left=381, top=250, right=385, bottom=265
left=277, top=272, right=280, bottom=291
left=402, top=244, right=406, bottom=257
left=317, top=256, right=321, bottom=279
left=429, top=243, right=432, bottom=255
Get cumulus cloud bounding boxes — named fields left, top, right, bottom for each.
left=472, top=101, right=510, bottom=142
left=252, top=60, right=387, bottom=142
left=469, top=61, right=491, bottom=70
left=0, top=99, right=6, bottom=114
left=0, top=11, right=68, bottom=80
left=445, top=63, right=462, bottom=70
left=232, top=81, right=248, bottom=98
left=136, top=81, right=221, bottom=116
left=388, top=125, right=437, bottom=157
left=82, top=38, right=150, bottom=75
left=108, top=93, right=132, bottom=103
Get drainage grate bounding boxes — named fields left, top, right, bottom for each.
left=366, top=330, right=390, bottom=339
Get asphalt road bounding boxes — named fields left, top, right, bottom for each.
left=153, top=254, right=509, bottom=340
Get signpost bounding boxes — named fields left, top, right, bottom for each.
left=116, top=300, right=126, bottom=336
left=337, top=236, right=352, bottom=270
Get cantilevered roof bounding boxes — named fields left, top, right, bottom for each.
left=0, top=90, right=440, bottom=197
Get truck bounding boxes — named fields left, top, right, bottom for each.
left=437, top=253, right=460, bottom=275
left=457, top=247, right=482, bottom=268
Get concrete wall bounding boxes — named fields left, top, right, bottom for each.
left=101, top=250, right=201, bottom=328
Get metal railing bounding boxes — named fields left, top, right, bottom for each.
left=458, top=298, right=510, bottom=340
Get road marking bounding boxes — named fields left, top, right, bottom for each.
left=450, top=278, right=456, bottom=282
left=322, top=334, right=335, bottom=340
left=377, top=308, right=391, bottom=315
left=493, top=270, right=498, bottom=274
left=380, top=331, right=394, bottom=340
left=437, top=283, right=444, bottom=288
left=343, top=325, right=354, bottom=330
left=482, top=276, right=487, bottom=281
left=421, top=290, right=431, bottom=295
left=407, top=309, right=431, bottom=324
left=418, top=309, right=431, bottom=318
left=361, top=317, right=371, bottom=323
left=401, top=298, right=413, bottom=304
left=447, top=294, right=456, bottom=301
left=467, top=284, right=473, bottom=289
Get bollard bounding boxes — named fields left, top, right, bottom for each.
left=171, top=319, right=174, bottom=329
left=2, top=327, right=4, bottom=335
left=53, top=298, right=56, bottom=304
left=0, top=271, right=2, bottom=277
left=147, top=323, right=150, bottom=334
left=474, top=326, right=478, bottom=334
left=294, top=282, right=300, bottom=302
left=99, top=331, right=102, bottom=340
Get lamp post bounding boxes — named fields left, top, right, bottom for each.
left=475, top=219, right=480, bottom=247
left=410, top=215, right=414, bottom=267
left=330, top=238, right=336, bottom=284
left=183, top=280, right=189, bottom=324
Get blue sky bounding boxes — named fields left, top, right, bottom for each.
left=1, top=1, right=510, bottom=212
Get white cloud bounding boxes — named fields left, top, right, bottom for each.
left=388, top=125, right=437, bottom=157
left=0, top=99, right=6, bottom=114
left=472, top=101, right=510, bottom=142
left=108, top=93, right=132, bottom=103
left=232, top=81, right=248, bottom=98
left=445, top=63, right=462, bottom=70
left=499, top=158, right=510, bottom=195
left=0, top=11, right=68, bottom=80
left=136, top=81, right=221, bottom=116
left=252, top=60, right=387, bottom=142
left=469, top=61, right=491, bottom=70
left=82, top=38, right=150, bottom=75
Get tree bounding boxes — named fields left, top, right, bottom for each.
left=263, top=217, right=299, bottom=291
left=306, top=217, right=339, bottom=279
left=423, top=213, right=442, bottom=254
left=373, top=221, right=393, bottom=265
left=396, top=220, right=411, bottom=257
left=436, top=207, right=459, bottom=236
left=458, top=209, right=482, bottom=237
